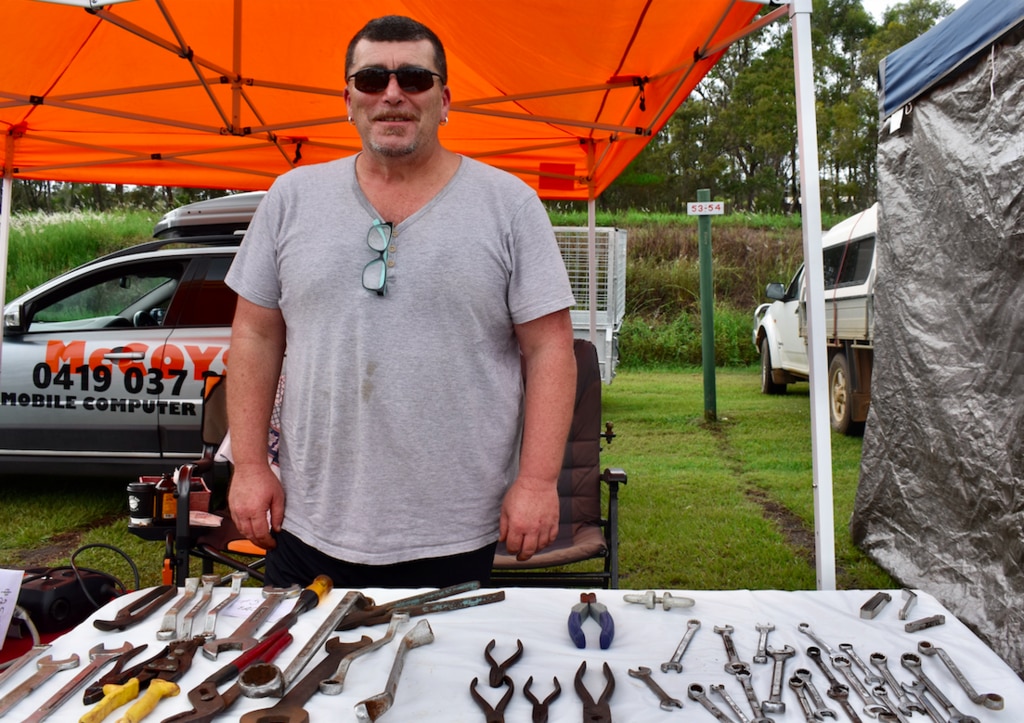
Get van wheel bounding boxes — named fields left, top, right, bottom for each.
left=828, top=354, right=863, bottom=435
left=760, top=341, right=786, bottom=395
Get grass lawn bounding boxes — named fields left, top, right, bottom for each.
left=0, top=366, right=895, bottom=592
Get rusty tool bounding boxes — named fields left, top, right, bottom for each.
left=253, top=576, right=333, bottom=641
left=239, top=634, right=376, bottom=723
left=20, top=642, right=138, bottom=723
left=353, top=619, right=435, bottom=722
left=117, top=678, right=180, bottom=723
left=0, top=644, right=50, bottom=689
left=239, top=588, right=358, bottom=698
left=523, top=676, right=560, bottom=723
left=161, top=628, right=293, bottom=723
left=470, top=676, right=513, bottom=723
left=0, top=653, right=79, bottom=717
left=917, top=640, right=1004, bottom=710
left=84, top=638, right=199, bottom=705
left=336, top=581, right=504, bottom=630
left=574, top=661, right=614, bottom=723
left=629, top=666, right=682, bottom=710
left=484, top=639, right=523, bottom=688
left=80, top=677, right=140, bottom=723
left=178, top=575, right=219, bottom=640
left=660, top=618, right=700, bottom=673
left=94, top=586, right=176, bottom=632
left=201, top=572, right=247, bottom=639
left=319, top=613, right=407, bottom=695
left=202, top=584, right=301, bottom=659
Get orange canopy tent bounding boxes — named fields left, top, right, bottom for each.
left=0, top=0, right=837, bottom=589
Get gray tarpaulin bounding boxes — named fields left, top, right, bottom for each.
left=852, top=0, right=1024, bottom=674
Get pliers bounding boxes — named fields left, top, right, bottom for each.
left=568, top=592, right=614, bottom=649
left=84, top=637, right=203, bottom=704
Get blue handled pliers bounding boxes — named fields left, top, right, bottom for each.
left=568, top=592, right=614, bottom=649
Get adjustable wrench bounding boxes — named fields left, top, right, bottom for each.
left=20, top=642, right=135, bottom=723
left=203, top=584, right=301, bottom=659
left=917, top=640, right=1004, bottom=710
left=0, top=654, right=79, bottom=717
left=158, top=578, right=200, bottom=641
left=660, top=618, right=700, bottom=673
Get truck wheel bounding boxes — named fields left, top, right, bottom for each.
left=828, top=354, right=863, bottom=435
left=760, top=341, right=786, bottom=395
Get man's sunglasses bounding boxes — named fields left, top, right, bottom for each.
left=348, top=67, right=443, bottom=94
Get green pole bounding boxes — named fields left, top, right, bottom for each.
left=697, top=188, right=717, bottom=422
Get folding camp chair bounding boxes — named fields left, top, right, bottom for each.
left=128, top=374, right=266, bottom=587
left=491, top=339, right=628, bottom=589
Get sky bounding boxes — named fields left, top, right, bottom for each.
left=860, top=0, right=968, bottom=23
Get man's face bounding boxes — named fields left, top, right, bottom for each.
left=345, top=38, right=449, bottom=160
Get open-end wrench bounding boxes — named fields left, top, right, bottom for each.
left=201, top=571, right=247, bottom=639
left=793, top=668, right=837, bottom=719
left=203, top=584, right=301, bottom=659
left=900, top=652, right=980, bottom=723
left=629, top=666, right=682, bottom=710
left=917, top=640, right=1004, bottom=710
left=687, top=683, right=734, bottom=722
left=320, top=613, right=407, bottom=694
left=661, top=618, right=700, bottom=673
left=789, top=675, right=820, bottom=723
left=832, top=654, right=890, bottom=719
left=869, top=652, right=920, bottom=716
left=19, top=641, right=136, bottom=723
left=158, top=578, right=200, bottom=641
left=710, top=682, right=751, bottom=722
left=734, top=668, right=774, bottom=723
left=240, top=590, right=363, bottom=698
left=354, top=619, right=434, bottom=722
left=797, top=622, right=841, bottom=662
left=0, top=644, right=49, bottom=689
left=763, top=645, right=795, bottom=714
left=714, top=624, right=750, bottom=675
left=753, top=623, right=774, bottom=664
left=179, top=574, right=220, bottom=639
left=838, top=643, right=883, bottom=687
left=0, top=653, right=78, bottom=717
left=872, top=685, right=912, bottom=723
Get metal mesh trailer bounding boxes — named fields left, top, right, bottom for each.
left=553, top=227, right=627, bottom=384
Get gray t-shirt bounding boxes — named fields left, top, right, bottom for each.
left=226, top=155, right=575, bottom=564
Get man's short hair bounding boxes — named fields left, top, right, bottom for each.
left=345, top=15, right=448, bottom=84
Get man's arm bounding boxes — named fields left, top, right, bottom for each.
left=226, top=297, right=287, bottom=549
left=500, top=308, right=576, bottom=560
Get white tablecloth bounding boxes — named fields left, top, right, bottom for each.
left=1, top=586, right=1017, bottom=721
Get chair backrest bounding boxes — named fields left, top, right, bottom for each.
left=559, top=339, right=603, bottom=535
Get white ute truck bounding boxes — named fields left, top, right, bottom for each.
left=752, top=204, right=877, bottom=435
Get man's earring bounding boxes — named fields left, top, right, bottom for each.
left=440, top=117, right=449, bottom=126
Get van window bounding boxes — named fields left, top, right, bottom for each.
left=823, top=236, right=874, bottom=290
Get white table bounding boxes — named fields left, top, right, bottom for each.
left=1, top=586, right=1017, bottom=721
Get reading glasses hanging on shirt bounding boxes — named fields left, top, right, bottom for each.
left=363, top=219, right=393, bottom=296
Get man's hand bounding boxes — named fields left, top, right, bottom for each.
left=499, top=475, right=560, bottom=561
left=229, top=464, right=285, bottom=549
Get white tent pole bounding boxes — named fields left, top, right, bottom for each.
left=790, top=0, right=836, bottom=590
left=588, top=197, right=597, bottom=346
left=1, top=134, right=13, bottom=370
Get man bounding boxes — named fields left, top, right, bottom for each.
left=224, top=15, right=577, bottom=588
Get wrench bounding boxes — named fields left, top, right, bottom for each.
left=0, top=644, right=49, bottom=689
left=838, top=643, right=883, bottom=688
left=710, top=682, right=751, bottom=722
left=793, top=668, right=837, bottom=719
left=753, top=623, right=774, bottom=664
left=900, top=652, right=980, bottom=723
left=869, top=652, right=920, bottom=716
left=872, top=685, right=912, bottom=723
left=203, top=584, right=301, bottom=659
left=661, top=618, right=700, bottom=673
left=687, top=683, right=735, bottom=722
left=201, top=571, right=247, bottom=639
left=806, top=647, right=847, bottom=700
left=917, top=640, right=1004, bottom=710
left=797, top=622, right=841, bottom=662
left=897, top=589, right=917, bottom=620
left=789, top=675, right=821, bottom=723
left=629, top=666, right=682, bottom=710
left=714, top=624, right=750, bottom=675
left=354, top=619, right=435, bottom=722
left=158, top=578, right=200, bottom=641
left=179, top=574, right=220, bottom=639
left=320, top=613, right=407, bottom=694
left=832, top=654, right=890, bottom=720
left=763, top=645, right=795, bottom=714
left=240, top=590, right=364, bottom=698
left=734, top=668, right=775, bottom=723
left=19, top=642, right=135, bottom=723
left=901, top=678, right=947, bottom=723
left=0, top=653, right=78, bottom=717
